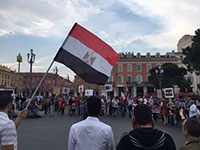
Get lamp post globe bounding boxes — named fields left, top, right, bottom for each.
left=17, top=53, right=22, bottom=95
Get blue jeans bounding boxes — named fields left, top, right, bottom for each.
left=79, top=107, right=84, bottom=117
left=121, top=104, right=126, bottom=117
left=170, top=115, right=174, bottom=125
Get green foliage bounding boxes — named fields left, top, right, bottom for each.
left=148, top=63, right=191, bottom=91
left=183, top=29, right=200, bottom=73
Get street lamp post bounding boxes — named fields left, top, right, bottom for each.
left=155, top=66, right=164, bottom=91
left=17, top=53, right=22, bottom=95
left=27, top=49, right=35, bottom=97
left=53, top=66, right=58, bottom=87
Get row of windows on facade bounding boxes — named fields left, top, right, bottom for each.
left=0, top=81, right=10, bottom=87
left=108, top=75, right=149, bottom=84
left=120, top=52, right=171, bottom=58
left=108, top=75, right=194, bottom=84
left=23, top=80, right=56, bottom=84
left=0, top=73, right=10, bottom=80
left=23, top=76, right=56, bottom=81
left=20, top=85, right=51, bottom=89
left=118, top=64, right=152, bottom=72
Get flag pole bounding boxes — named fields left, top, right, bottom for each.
left=24, top=24, right=77, bottom=109
left=25, top=60, right=54, bottom=109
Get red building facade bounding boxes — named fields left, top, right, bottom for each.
left=107, top=52, right=179, bottom=97
left=19, top=72, right=72, bottom=96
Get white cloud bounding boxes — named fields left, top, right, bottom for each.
left=99, top=31, right=109, bottom=38
left=0, top=0, right=101, bottom=37
left=1, top=0, right=200, bottom=57
left=118, top=0, right=200, bottom=51
left=1, top=62, right=18, bottom=68
left=32, top=66, right=46, bottom=71
left=34, top=56, right=53, bottom=64
left=0, top=29, right=12, bottom=36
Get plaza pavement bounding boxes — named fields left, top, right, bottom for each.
left=17, top=112, right=185, bottom=150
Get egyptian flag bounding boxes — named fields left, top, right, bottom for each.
left=121, top=92, right=125, bottom=104
left=54, top=23, right=120, bottom=85
left=126, top=83, right=129, bottom=93
left=126, top=83, right=130, bottom=98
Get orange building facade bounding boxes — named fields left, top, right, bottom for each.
left=108, top=52, right=179, bottom=97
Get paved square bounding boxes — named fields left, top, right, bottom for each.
left=17, top=113, right=185, bottom=150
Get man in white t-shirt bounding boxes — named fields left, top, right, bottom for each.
left=189, top=100, right=197, bottom=118
left=0, top=91, right=27, bottom=150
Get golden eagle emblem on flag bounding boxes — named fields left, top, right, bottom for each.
left=82, top=51, right=96, bottom=66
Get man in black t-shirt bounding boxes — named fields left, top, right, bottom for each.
left=117, top=104, right=176, bottom=150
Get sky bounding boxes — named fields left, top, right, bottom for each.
left=0, top=0, right=200, bottom=81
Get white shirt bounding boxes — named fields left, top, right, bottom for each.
left=189, top=104, right=197, bottom=118
left=68, top=117, right=114, bottom=150
left=128, top=99, right=134, bottom=106
left=0, top=112, right=17, bottom=150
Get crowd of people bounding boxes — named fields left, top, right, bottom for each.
left=24, top=94, right=199, bottom=125
left=1, top=91, right=200, bottom=150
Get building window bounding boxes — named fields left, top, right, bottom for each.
left=127, top=52, right=132, bottom=58
left=118, top=64, right=123, bottom=72
left=77, top=76, right=80, bottom=80
left=108, top=76, right=113, bottom=82
left=147, top=64, right=152, bottom=72
left=127, top=75, right=133, bottom=83
left=127, top=64, right=132, bottom=72
left=137, top=75, right=142, bottom=83
left=117, top=75, right=123, bottom=83
left=146, top=75, right=149, bottom=82
left=146, top=52, right=151, bottom=58
left=136, top=64, right=142, bottom=72
left=136, top=52, right=141, bottom=58
left=180, top=55, right=183, bottom=61
left=46, top=77, right=48, bottom=83
left=156, top=52, right=160, bottom=58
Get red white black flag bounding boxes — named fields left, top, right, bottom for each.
left=54, top=23, right=120, bottom=85
left=121, top=91, right=126, bottom=104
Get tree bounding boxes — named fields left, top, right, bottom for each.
left=148, top=63, right=192, bottom=92
left=183, top=28, right=200, bottom=73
